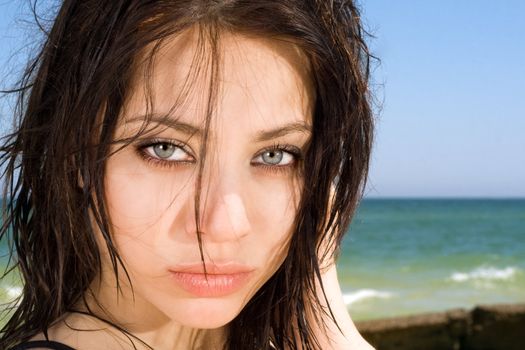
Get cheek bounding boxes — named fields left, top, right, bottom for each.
left=102, top=156, right=195, bottom=275
left=250, top=175, right=300, bottom=228
left=248, top=177, right=300, bottom=262
left=104, top=157, right=192, bottom=235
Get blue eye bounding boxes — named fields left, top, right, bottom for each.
left=153, top=143, right=177, bottom=159
left=252, top=147, right=298, bottom=167
left=139, top=140, right=195, bottom=164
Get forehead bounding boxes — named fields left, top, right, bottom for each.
left=122, top=26, right=314, bottom=130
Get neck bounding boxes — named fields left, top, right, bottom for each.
left=51, top=274, right=227, bottom=350
left=48, top=312, right=226, bottom=350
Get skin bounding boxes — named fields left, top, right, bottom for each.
left=41, top=28, right=373, bottom=349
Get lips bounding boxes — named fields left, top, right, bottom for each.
left=168, top=262, right=255, bottom=297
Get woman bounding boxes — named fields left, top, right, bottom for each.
left=0, top=1, right=374, bottom=349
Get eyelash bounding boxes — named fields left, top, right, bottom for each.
left=251, top=143, right=302, bottom=174
left=135, top=139, right=302, bottom=173
left=136, top=138, right=195, bottom=169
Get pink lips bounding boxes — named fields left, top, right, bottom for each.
left=168, top=263, right=254, bottom=297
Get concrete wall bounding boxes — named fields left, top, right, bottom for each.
left=355, top=303, right=525, bottom=350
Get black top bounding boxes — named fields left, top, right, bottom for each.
left=11, top=340, right=75, bottom=350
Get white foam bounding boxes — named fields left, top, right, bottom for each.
left=343, top=289, right=393, bottom=306
left=6, top=286, right=22, bottom=299
left=450, top=266, right=519, bottom=282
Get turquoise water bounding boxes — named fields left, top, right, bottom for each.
left=1, top=199, right=524, bottom=321
left=338, top=199, right=525, bottom=320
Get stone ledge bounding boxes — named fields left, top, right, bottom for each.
left=355, top=303, right=525, bottom=350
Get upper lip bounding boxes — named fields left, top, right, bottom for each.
left=168, top=262, right=255, bottom=275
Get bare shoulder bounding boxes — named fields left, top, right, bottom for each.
left=351, top=338, right=376, bottom=350
left=358, top=343, right=376, bottom=350
left=311, top=263, right=377, bottom=350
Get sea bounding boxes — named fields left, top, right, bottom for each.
left=338, top=198, right=525, bottom=320
left=1, top=198, right=524, bottom=321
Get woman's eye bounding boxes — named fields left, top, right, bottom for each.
left=252, top=149, right=296, bottom=167
left=142, top=142, right=194, bottom=162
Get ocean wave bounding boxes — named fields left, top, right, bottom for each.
left=0, top=286, right=22, bottom=303
left=449, top=266, right=519, bottom=282
left=6, top=286, right=22, bottom=299
left=343, top=289, right=393, bottom=306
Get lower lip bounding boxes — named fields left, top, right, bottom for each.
left=170, top=271, right=253, bottom=297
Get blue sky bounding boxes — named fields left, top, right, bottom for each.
left=1, top=1, right=524, bottom=197
left=363, top=0, right=524, bottom=197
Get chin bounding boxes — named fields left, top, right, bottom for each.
left=165, top=296, right=246, bottom=329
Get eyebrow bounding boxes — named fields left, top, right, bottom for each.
left=255, top=121, right=311, bottom=142
left=126, top=115, right=201, bottom=137
left=126, top=115, right=311, bottom=141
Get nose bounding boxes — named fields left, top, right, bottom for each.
left=183, top=172, right=251, bottom=243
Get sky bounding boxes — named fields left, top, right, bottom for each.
left=0, top=1, right=524, bottom=198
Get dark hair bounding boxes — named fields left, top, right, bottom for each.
left=0, top=1, right=373, bottom=349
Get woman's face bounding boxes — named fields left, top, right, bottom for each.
left=100, top=29, right=313, bottom=330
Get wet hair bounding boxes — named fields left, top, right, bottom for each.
left=0, top=1, right=374, bottom=349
